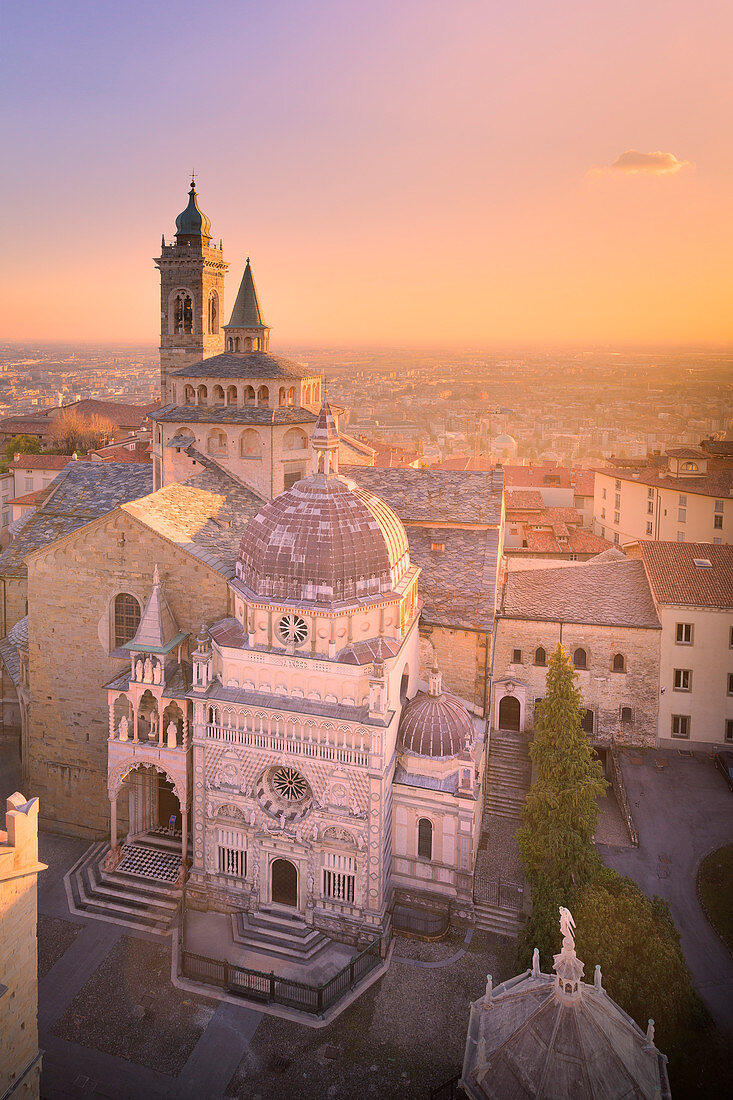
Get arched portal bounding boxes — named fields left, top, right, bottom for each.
left=271, top=858, right=298, bottom=907
left=498, top=694, right=521, bottom=732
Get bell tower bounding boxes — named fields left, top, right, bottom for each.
left=155, top=180, right=228, bottom=404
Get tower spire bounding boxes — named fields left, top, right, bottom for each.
left=311, top=400, right=340, bottom=478
left=223, top=258, right=271, bottom=352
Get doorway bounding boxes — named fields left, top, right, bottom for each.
left=158, top=775, right=179, bottom=832
left=498, top=694, right=521, bottom=732
left=271, top=858, right=298, bottom=907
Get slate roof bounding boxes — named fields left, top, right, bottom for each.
left=342, top=467, right=503, bottom=526
left=123, top=464, right=265, bottom=580
left=0, top=463, right=153, bottom=578
left=635, top=542, right=733, bottom=608
left=406, top=526, right=499, bottom=630
left=170, top=352, right=313, bottom=380
left=501, top=560, right=660, bottom=628
left=154, top=403, right=317, bottom=426
left=0, top=615, right=28, bottom=687
left=194, top=682, right=379, bottom=725
left=595, top=464, right=733, bottom=498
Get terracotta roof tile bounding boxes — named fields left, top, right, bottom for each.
left=635, top=541, right=733, bottom=608
left=595, top=465, right=733, bottom=499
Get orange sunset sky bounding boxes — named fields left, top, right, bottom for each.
left=1, top=0, right=731, bottom=347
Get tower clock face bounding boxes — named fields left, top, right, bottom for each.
left=278, top=613, right=308, bottom=646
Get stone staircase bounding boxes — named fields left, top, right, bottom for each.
left=64, top=837, right=182, bottom=935
left=473, top=901, right=525, bottom=937
left=231, top=907, right=332, bottom=963
left=485, top=731, right=532, bottom=819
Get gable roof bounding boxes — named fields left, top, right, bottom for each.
left=0, top=462, right=153, bottom=579
left=634, top=541, right=733, bottom=608
left=501, top=559, right=660, bottom=628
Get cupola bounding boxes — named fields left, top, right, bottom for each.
left=398, top=663, right=475, bottom=759
left=175, top=179, right=213, bottom=246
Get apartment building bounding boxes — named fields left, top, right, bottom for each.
left=627, top=541, right=733, bottom=751
left=594, top=448, right=733, bottom=547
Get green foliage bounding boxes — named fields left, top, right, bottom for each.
left=517, top=644, right=606, bottom=895
left=697, top=844, right=733, bottom=952
left=573, top=870, right=707, bottom=1049
left=4, top=434, right=42, bottom=460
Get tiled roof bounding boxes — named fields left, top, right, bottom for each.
left=56, top=399, right=158, bottom=427
left=88, top=440, right=151, bottom=463
left=666, top=447, right=707, bottom=459
left=398, top=684, right=474, bottom=758
left=123, top=465, right=264, bottom=580
left=154, top=404, right=317, bottom=426
left=505, top=490, right=544, bottom=510
left=170, top=352, right=314, bottom=380
left=406, top=526, right=499, bottom=630
left=502, top=559, right=660, bottom=628
left=635, top=542, right=733, bottom=608
left=342, top=466, right=503, bottom=525
left=595, top=465, right=733, bottom=498
left=430, top=456, right=494, bottom=471
left=503, top=465, right=593, bottom=491
left=8, top=454, right=74, bottom=470
left=0, top=463, right=153, bottom=578
left=0, top=416, right=55, bottom=436
left=0, top=615, right=28, bottom=688
left=8, top=488, right=49, bottom=506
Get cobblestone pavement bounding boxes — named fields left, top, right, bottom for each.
left=474, top=812, right=523, bottom=882
left=594, top=786, right=632, bottom=848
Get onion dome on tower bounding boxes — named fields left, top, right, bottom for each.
left=398, top=664, right=474, bottom=758
left=235, top=402, right=411, bottom=605
left=174, top=178, right=212, bottom=245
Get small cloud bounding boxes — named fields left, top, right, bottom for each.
left=602, top=149, right=692, bottom=176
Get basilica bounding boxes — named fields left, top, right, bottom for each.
left=1, top=183, right=497, bottom=982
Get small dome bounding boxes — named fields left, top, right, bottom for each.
left=494, top=433, right=517, bottom=449
left=399, top=671, right=474, bottom=758
left=175, top=180, right=212, bottom=242
left=236, top=474, right=410, bottom=606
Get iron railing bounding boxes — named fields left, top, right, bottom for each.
left=473, top=876, right=524, bottom=910
left=181, top=932, right=383, bottom=1016
left=392, top=905, right=450, bottom=940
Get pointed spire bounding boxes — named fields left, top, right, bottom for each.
left=226, top=258, right=267, bottom=328
left=312, top=400, right=340, bottom=477
left=127, top=566, right=181, bottom=652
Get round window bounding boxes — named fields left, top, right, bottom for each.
left=278, top=613, right=308, bottom=646
left=272, top=766, right=309, bottom=802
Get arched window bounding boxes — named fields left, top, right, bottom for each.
left=534, top=646, right=547, bottom=666
left=612, top=653, right=626, bottom=673
left=400, top=667, right=409, bottom=703
left=244, top=385, right=256, bottom=406
left=197, top=384, right=208, bottom=405
left=226, top=385, right=238, bottom=405
left=620, top=706, right=633, bottom=724
left=240, top=429, right=261, bottom=458
left=208, top=291, right=219, bottom=334
left=258, top=385, right=269, bottom=406
left=253, top=337, right=260, bottom=350
left=581, top=708, right=594, bottom=735
left=287, top=387, right=295, bottom=406
left=207, top=430, right=228, bottom=456
left=279, top=387, right=286, bottom=406
left=234, top=337, right=241, bottom=352
left=283, top=427, right=308, bottom=451
left=244, top=336, right=252, bottom=351
left=417, top=818, right=433, bottom=860
left=227, top=337, right=233, bottom=351
left=173, top=291, right=193, bottom=335
left=114, top=593, right=141, bottom=649
left=573, top=648, right=587, bottom=670
left=183, top=385, right=195, bottom=405
left=681, top=461, right=698, bottom=472
left=212, top=385, right=225, bottom=406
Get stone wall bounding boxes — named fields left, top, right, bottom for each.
left=26, top=510, right=229, bottom=836
left=0, top=793, right=44, bottom=1100
left=493, top=618, right=660, bottom=747
left=420, top=625, right=490, bottom=717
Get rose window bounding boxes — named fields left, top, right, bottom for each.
left=278, top=613, right=308, bottom=646
left=272, top=766, right=308, bottom=802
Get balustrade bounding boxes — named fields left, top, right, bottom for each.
left=205, top=718, right=370, bottom=767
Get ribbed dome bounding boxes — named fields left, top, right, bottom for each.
left=236, top=474, right=410, bottom=606
left=399, top=672, right=474, bottom=758
left=175, top=180, right=212, bottom=242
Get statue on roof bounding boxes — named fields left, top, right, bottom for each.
left=559, top=906, right=575, bottom=948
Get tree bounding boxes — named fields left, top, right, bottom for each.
left=4, top=434, right=42, bottom=461
left=518, top=644, right=607, bottom=898
left=50, top=410, right=116, bottom=454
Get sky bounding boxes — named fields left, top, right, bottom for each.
left=1, top=0, right=732, bottom=347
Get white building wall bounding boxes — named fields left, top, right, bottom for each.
left=657, top=605, right=733, bottom=750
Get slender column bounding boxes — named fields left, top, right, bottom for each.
left=133, top=705, right=139, bottom=743
left=182, top=711, right=189, bottom=748
left=181, top=800, right=188, bottom=864
left=108, top=702, right=115, bottom=740
left=158, top=706, right=164, bottom=747
left=110, top=792, right=118, bottom=849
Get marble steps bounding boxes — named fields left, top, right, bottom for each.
left=484, top=792, right=527, bottom=820
left=231, top=909, right=331, bottom=962
left=64, top=842, right=181, bottom=935
left=473, top=902, right=525, bottom=937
